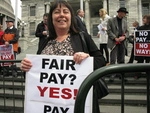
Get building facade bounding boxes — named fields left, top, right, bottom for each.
left=20, top=0, right=150, bottom=38
left=0, top=0, right=15, bottom=29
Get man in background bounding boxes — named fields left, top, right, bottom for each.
left=2, top=18, right=19, bottom=77
left=75, top=9, right=88, bottom=33
left=35, top=13, right=49, bottom=50
left=107, top=7, right=129, bottom=82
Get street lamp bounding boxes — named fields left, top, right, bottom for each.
left=20, top=21, right=27, bottom=37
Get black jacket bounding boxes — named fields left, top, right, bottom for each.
left=37, top=32, right=106, bottom=70
left=35, top=21, right=47, bottom=49
left=36, top=32, right=106, bottom=113
left=138, top=24, right=150, bottom=30
left=75, top=16, right=88, bottom=34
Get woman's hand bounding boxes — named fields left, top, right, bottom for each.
left=20, top=58, right=32, bottom=72
left=97, top=33, right=100, bottom=38
left=102, top=27, right=106, bottom=31
left=73, top=52, right=90, bottom=64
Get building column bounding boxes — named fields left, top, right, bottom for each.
left=3, top=16, right=7, bottom=29
left=45, top=2, right=50, bottom=13
left=84, top=0, right=90, bottom=34
left=103, top=0, right=107, bottom=9
left=138, top=0, right=142, bottom=25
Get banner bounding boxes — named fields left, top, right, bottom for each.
left=134, top=30, right=150, bottom=56
left=0, top=44, right=14, bottom=66
left=24, top=54, right=93, bottom=113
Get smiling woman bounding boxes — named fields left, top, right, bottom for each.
left=11, top=0, right=22, bottom=19
left=20, top=1, right=106, bottom=113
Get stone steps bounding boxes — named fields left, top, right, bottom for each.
left=99, top=74, right=148, bottom=107
left=0, top=70, right=148, bottom=112
left=100, top=105, right=146, bottom=113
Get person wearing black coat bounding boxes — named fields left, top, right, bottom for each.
left=35, top=13, right=49, bottom=50
left=127, top=21, right=139, bottom=63
left=20, top=1, right=107, bottom=113
left=136, top=15, right=150, bottom=63
left=75, top=9, right=88, bottom=34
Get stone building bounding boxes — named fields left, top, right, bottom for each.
left=21, top=0, right=150, bottom=38
left=0, top=0, right=15, bottom=29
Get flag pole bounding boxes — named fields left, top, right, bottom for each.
left=15, top=0, right=18, bottom=28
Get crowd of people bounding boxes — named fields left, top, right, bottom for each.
left=96, top=8, right=150, bottom=82
left=21, top=0, right=150, bottom=112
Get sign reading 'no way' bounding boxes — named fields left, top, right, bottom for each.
left=134, top=30, right=150, bottom=56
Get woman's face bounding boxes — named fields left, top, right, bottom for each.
left=52, top=4, right=71, bottom=31
left=142, top=17, right=147, bottom=25
left=99, top=11, right=102, bottom=17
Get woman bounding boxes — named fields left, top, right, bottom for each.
left=97, top=8, right=110, bottom=65
left=137, top=15, right=150, bottom=63
left=127, top=21, right=139, bottom=63
left=21, top=1, right=106, bottom=113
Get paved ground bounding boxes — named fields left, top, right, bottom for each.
left=17, top=42, right=38, bottom=60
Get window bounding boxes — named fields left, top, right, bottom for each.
left=119, top=0, right=125, bottom=7
left=30, top=22, right=35, bottom=35
left=90, top=2, right=103, bottom=17
left=93, top=24, right=99, bottom=36
left=142, top=3, right=150, bottom=16
left=30, top=6, right=36, bottom=16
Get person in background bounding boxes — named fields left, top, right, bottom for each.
left=75, top=9, right=88, bottom=33
left=127, top=21, right=139, bottom=63
left=35, top=13, right=49, bottom=50
left=2, top=18, right=19, bottom=77
left=107, top=7, right=129, bottom=82
left=136, top=14, right=150, bottom=63
left=0, top=24, right=4, bottom=45
left=97, top=8, right=111, bottom=65
left=20, top=1, right=106, bottom=113
left=0, top=24, right=4, bottom=74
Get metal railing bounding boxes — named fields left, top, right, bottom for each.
left=0, top=60, right=150, bottom=113
left=74, top=63, right=150, bottom=113
left=0, top=60, right=24, bottom=113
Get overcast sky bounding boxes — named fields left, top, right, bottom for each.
left=11, top=0, right=22, bottom=19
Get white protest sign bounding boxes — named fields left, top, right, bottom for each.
left=24, top=54, right=93, bottom=113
